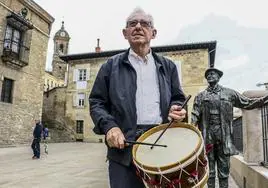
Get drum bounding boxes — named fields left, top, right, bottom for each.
left=132, top=122, right=208, bottom=188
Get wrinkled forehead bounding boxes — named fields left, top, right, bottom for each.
left=127, top=13, right=151, bottom=22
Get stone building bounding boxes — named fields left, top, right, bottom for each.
left=0, top=0, right=54, bottom=145
left=43, top=21, right=69, bottom=92
left=42, top=22, right=70, bottom=141
left=51, top=21, right=69, bottom=81
left=44, top=70, right=65, bottom=91
left=54, top=41, right=217, bottom=142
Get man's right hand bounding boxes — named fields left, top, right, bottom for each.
left=106, top=127, right=125, bottom=149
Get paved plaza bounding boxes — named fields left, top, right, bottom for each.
left=0, top=142, right=239, bottom=188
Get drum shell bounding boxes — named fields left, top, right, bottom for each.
left=132, top=122, right=209, bottom=188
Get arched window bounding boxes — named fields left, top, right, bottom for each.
left=59, top=44, right=64, bottom=53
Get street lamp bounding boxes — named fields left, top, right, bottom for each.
left=256, top=82, right=268, bottom=90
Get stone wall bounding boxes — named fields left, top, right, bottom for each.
left=42, top=87, right=75, bottom=142
left=160, top=49, right=209, bottom=119
left=0, top=0, right=54, bottom=146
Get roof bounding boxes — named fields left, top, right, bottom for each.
left=60, top=41, right=217, bottom=67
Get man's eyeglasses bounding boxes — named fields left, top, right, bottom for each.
left=127, top=20, right=152, bottom=28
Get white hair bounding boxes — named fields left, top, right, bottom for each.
left=126, top=7, right=154, bottom=27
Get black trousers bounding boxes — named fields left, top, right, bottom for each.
left=109, top=160, right=145, bottom=188
left=108, top=124, right=156, bottom=188
left=31, top=138, right=41, bottom=158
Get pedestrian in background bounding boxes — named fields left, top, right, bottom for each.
left=42, top=127, right=49, bottom=154
left=31, top=119, right=42, bottom=159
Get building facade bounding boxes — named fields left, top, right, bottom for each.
left=44, top=70, right=65, bottom=91
left=56, top=41, right=217, bottom=142
left=0, top=0, right=54, bottom=145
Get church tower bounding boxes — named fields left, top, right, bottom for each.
left=52, top=21, right=70, bottom=80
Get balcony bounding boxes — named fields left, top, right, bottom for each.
left=1, top=43, right=29, bottom=68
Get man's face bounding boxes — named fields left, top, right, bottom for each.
left=122, top=13, right=157, bottom=47
left=206, top=70, right=220, bottom=84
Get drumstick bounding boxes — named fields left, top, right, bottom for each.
left=150, top=95, right=192, bottom=149
left=125, top=140, right=167, bottom=147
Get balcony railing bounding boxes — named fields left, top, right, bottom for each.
left=1, top=39, right=30, bottom=68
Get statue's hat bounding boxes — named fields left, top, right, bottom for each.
left=205, top=67, right=223, bottom=78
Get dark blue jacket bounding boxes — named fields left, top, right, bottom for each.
left=33, top=123, right=42, bottom=139
left=89, top=49, right=186, bottom=166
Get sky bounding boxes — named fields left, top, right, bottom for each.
left=35, top=0, right=268, bottom=92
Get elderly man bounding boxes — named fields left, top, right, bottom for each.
left=191, top=67, right=268, bottom=188
left=89, top=7, right=187, bottom=188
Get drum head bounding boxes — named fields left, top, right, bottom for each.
left=133, top=122, right=202, bottom=172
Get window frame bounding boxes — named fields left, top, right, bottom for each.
left=76, top=120, right=84, bottom=134
left=77, top=93, right=85, bottom=107
left=78, top=69, right=87, bottom=81
left=1, top=78, right=14, bottom=103
left=3, top=24, right=22, bottom=58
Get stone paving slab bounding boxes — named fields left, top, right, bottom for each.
left=0, top=142, right=239, bottom=188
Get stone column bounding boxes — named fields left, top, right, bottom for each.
left=242, top=90, right=268, bottom=164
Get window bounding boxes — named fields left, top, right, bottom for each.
left=3, top=25, right=21, bottom=56
left=59, top=44, right=64, bottom=53
left=76, top=120, right=84, bottom=134
left=2, top=10, right=33, bottom=67
left=78, top=69, right=87, bottom=81
left=78, top=93, right=85, bottom=107
left=1, top=78, right=14, bottom=103
left=73, top=69, right=90, bottom=82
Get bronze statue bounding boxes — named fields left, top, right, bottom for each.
left=191, top=67, right=268, bottom=188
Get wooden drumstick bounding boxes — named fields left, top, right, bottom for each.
left=125, top=140, right=167, bottom=147
left=150, top=95, right=192, bottom=149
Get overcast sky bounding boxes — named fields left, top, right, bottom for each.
left=35, top=0, right=268, bottom=92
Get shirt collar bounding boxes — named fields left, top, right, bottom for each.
left=129, top=48, right=153, bottom=63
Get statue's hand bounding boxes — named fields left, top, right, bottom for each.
left=263, top=94, right=268, bottom=104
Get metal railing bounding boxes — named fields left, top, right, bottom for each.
left=261, top=103, right=268, bottom=166
left=233, top=117, right=243, bottom=153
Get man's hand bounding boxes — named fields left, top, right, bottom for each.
left=106, top=127, right=126, bottom=149
left=168, top=105, right=187, bottom=121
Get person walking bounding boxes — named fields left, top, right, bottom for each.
left=31, top=119, right=42, bottom=159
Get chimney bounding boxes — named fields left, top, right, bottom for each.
left=95, top=38, right=101, bottom=52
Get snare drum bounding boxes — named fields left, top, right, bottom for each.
left=132, top=122, right=208, bottom=188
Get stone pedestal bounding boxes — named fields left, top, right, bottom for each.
left=242, top=90, right=268, bottom=164
left=242, top=108, right=263, bottom=163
